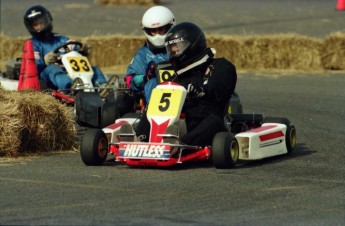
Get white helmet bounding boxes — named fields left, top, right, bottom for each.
left=142, top=6, right=175, bottom=48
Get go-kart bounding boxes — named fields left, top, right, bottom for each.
left=0, top=41, right=118, bottom=106
left=80, top=81, right=296, bottom=168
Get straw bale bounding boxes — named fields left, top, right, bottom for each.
left=1, top=33, right=345, bottom=73
left=321, top=32, right=345, bottom=70
left=82, top=35, right=145, bottom=67
left=235, top=34, right=322, bottom=71
left=0, top=87, right=75, bottom=157
left=208, top=35, right=241, bottom=65
left=0, top=35, right=26, bottom=71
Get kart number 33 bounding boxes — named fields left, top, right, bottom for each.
left=148, top=88, right=183, bottom=117
left=66, top=56, right=92, bottom=72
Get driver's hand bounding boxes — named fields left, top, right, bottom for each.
left=145, top=61, right=156, bottom=81
left=80, top=43, right=92, bottom=56
left=187, top=83, right=206, bottom=99
left=44, top=52, right=58, bottom=65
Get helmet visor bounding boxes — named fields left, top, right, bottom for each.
left=165, top=38, right=190, bottom=58
left=143, top=24, right=172, bottom=36
left=27, top=13, right=51, bottom=32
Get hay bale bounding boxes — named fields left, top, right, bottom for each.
left=321, top=32, right=345, bottom=70
left=1, top=33, right=345, bottom=73
left=236, top=34, right=323, bottom=71
left=0, top=88, right=75, bottom=157
left=81, top=35, right=145, bottom=68
left=0, top=35, right=26, bottom=72
left=208, top=35, right=241, bottom=66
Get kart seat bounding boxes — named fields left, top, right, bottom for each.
left=224, top=113, right=264, bottom=133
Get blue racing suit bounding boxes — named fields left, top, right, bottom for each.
left=31, top=34, right=107, bottom=90
left=125, top=43, right=168, bottom=104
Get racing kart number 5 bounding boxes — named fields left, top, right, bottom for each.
left=148, top=88, right=183, bottom=117
left=66, top=56, right=92, bottom=73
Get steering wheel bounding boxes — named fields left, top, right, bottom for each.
left=53, top=41, right=83, bottom=54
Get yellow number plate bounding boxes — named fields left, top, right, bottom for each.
left=147, top=88, right=183, bottom=117
left=158, top=69, right=176, bottom=82
left=66, top=56, right=92, bottom=73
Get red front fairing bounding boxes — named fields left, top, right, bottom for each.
left=110, top=143, right=211, bottom=167
left=108, top=82, right=210, bottom=167
left=149, top=119, right=170, bottom=143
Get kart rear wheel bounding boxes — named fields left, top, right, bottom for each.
left=80, top=128, right=108, bottom=166
left=212, top=132, right=239, bottom=169
left=263, top=117, right=297, bottom=153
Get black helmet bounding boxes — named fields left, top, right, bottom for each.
left=24, top=5, right=53, bottom=40
left=165, top=22, right=207, bottom=70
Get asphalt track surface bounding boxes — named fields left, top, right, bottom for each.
left=1, top=72, right=345, bottom=225
left=1, top=0, right=345, bottom=225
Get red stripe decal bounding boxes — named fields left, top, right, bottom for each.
left=106, top=120, right=127, bottom=130
left=259, top=131, right=284, bottom=142
left=244, top=125, right=276, bottom=133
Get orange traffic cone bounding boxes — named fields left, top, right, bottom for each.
left=17, top=39, right=40, bottom=91
left=337, top=0, right=345, bottom=10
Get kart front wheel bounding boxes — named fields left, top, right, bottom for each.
left=80, top=128, right=108, bottom=166
left=263, top=117, right=297, bottom=153
left=212, top=132, right=239, bottom=169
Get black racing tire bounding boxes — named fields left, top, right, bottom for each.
left=74, top=122, right=88, bottom=143
left=262, top=117, right=297, bottom=153
left=80, top=128, right=108, bottom=166
left=212, top=132, right=239, bottom=169
left=100, top=102, right=120, bottom=128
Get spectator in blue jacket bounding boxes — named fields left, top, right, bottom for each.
left=23, top=5, right=107, bottom=90
left=125, top=5, right=176, bottom=104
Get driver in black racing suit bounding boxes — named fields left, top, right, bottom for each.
left=121, top=21, right=237, bottom=146
left=164, top=22, right=237, bottom=146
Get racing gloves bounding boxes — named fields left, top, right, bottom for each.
left=145, top=61, right=156, bottom=81
left=187, top=83, right=206, bottom=99
left=132, top=75, right=145, bottom=88
left=127, top=62, right=157, bottom=91
left=44, top=52, right=58, bottom=65
left=80, top=43, right=92, bottom=56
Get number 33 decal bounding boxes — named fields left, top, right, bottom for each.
left=69, top=58, right=91, bottom=72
